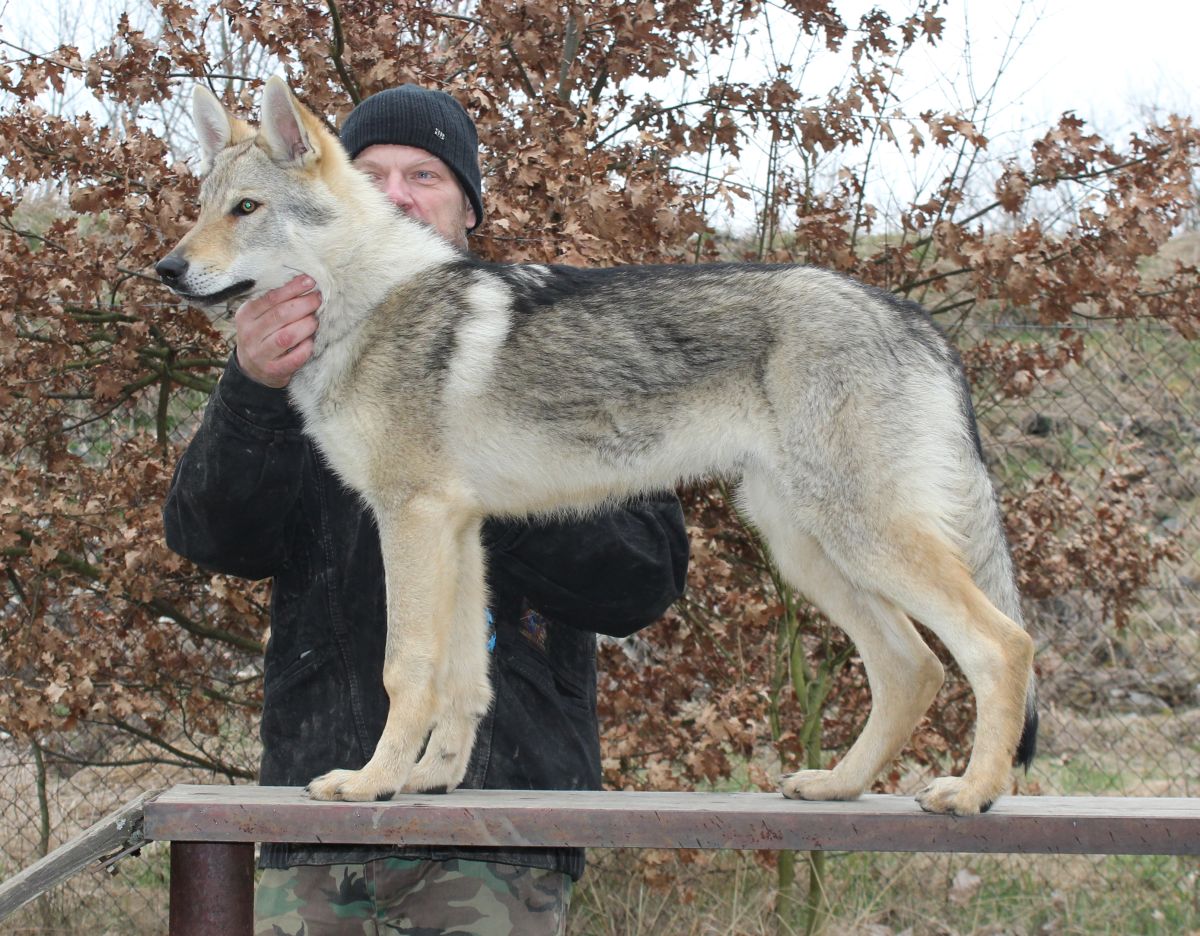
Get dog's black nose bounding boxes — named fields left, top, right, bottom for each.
left=156, top=254, right=188, bottom=284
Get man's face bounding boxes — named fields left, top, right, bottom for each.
left=354, top=144, right=476, bottom=250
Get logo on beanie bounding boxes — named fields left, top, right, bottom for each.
left=434, top=127, right=446, bottom=140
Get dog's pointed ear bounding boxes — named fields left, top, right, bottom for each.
left=193, top=85, right=236, bottom=174
left=259, top=76, right=323, bottom=169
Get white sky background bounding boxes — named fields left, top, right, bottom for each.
left=3, top=0, right=1197, bottom=231
left=693, top=0, right=1200, bottom=232
left=981, top=0, right=1197, bottom=132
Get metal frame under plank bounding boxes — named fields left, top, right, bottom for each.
left=144, top=785, right=1200, bottom=857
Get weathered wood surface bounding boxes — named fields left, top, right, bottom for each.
left=144, top=785, right=1200, bottom=856
left=0, top=790, right=158, bottom=923
left=3, top=784, right=1196, bottom=923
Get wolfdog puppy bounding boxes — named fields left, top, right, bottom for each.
left=158, top=78, right=1036, bottom=815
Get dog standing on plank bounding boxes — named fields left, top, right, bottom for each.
left=158, top=77, right=1036, bottom=815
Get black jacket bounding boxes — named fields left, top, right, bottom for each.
left=162, top=355, right=689, bottom=879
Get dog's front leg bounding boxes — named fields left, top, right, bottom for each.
left=307, top=494, right=469, bottom=802
left=404, top=516, right=492, bottom=793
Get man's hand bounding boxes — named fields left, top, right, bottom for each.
left=234, top=275, right=321, bottom=388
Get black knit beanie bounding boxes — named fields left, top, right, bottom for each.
left=340, top=85, right=484, bottom=229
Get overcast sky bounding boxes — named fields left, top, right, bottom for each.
left=912, top=0, right=1196, bottom=135
left=700, top=0, right=1200, bottom=228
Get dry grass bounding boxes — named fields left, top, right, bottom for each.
left=570, top=848, right=1200, bottom=936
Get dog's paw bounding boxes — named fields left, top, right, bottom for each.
left=402, top=756, right=466, bottom=794
left=915, top=776, right=994, bottom=816
left=402, top=713, right=479, bottom=793
left=780, top=769, right=863, bottom=802
left=306, top=768, right=396, bottom=803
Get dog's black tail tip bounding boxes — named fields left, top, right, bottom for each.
left=1015, top=704, right=1039, bottom=773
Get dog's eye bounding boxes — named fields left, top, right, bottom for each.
left=232, top=199, right=259, bottom=216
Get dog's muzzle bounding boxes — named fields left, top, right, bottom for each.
left=156, top=253, right=255, bottom=305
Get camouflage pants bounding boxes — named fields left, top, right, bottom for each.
left=254, top=857, right=571, bottom=935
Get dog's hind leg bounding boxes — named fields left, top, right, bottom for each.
left=738, top=471, right=945, bottom=802
left=307, top=492, right=472, bottom=802
left=404, top=518, right=493, bottom=793
left=844, top=524, right=1035, bottom=816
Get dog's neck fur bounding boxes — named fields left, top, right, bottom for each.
left=305, top=165, right=459, bottom=356
left=282, top=157, right=463, bottom=429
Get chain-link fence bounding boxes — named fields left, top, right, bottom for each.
left=2, top=317, right=1197, bottom=934
left=974, top=318, right=1198, bottom=803
left=0, top=738, right=234, bottom=935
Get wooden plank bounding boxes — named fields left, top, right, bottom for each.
left=143, top=785, right=1200, bottom=856
left=0, top=790, right=159, bottom=923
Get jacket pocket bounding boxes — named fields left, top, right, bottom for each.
left=490, top=641, right=600, bottom=791
left=502, top=632, right=595, bottom=744
left=515, top=602, right=596, bottom=704
left=264, top=641, right=335, bottom=698
left=259, top=641, right=362, bottom=786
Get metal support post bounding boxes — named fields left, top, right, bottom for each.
left=169, top=841, right=254, bottom=935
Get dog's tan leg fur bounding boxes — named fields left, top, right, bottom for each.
left=779, top=577, right=944, bottom=802
left=740, top=479, right=945, bottom=801
left=878, top=527, right=1034, bottom=815
left=307, top=493, right=473, bottom=801
left=403, top=518, right=493, bottom=793
left=741, top=471, right=1031, bottom=815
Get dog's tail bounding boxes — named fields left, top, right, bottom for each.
left=957, top=384, right=1039, bottom=771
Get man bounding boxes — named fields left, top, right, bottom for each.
left=163, top=85, right=689, bottom=935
